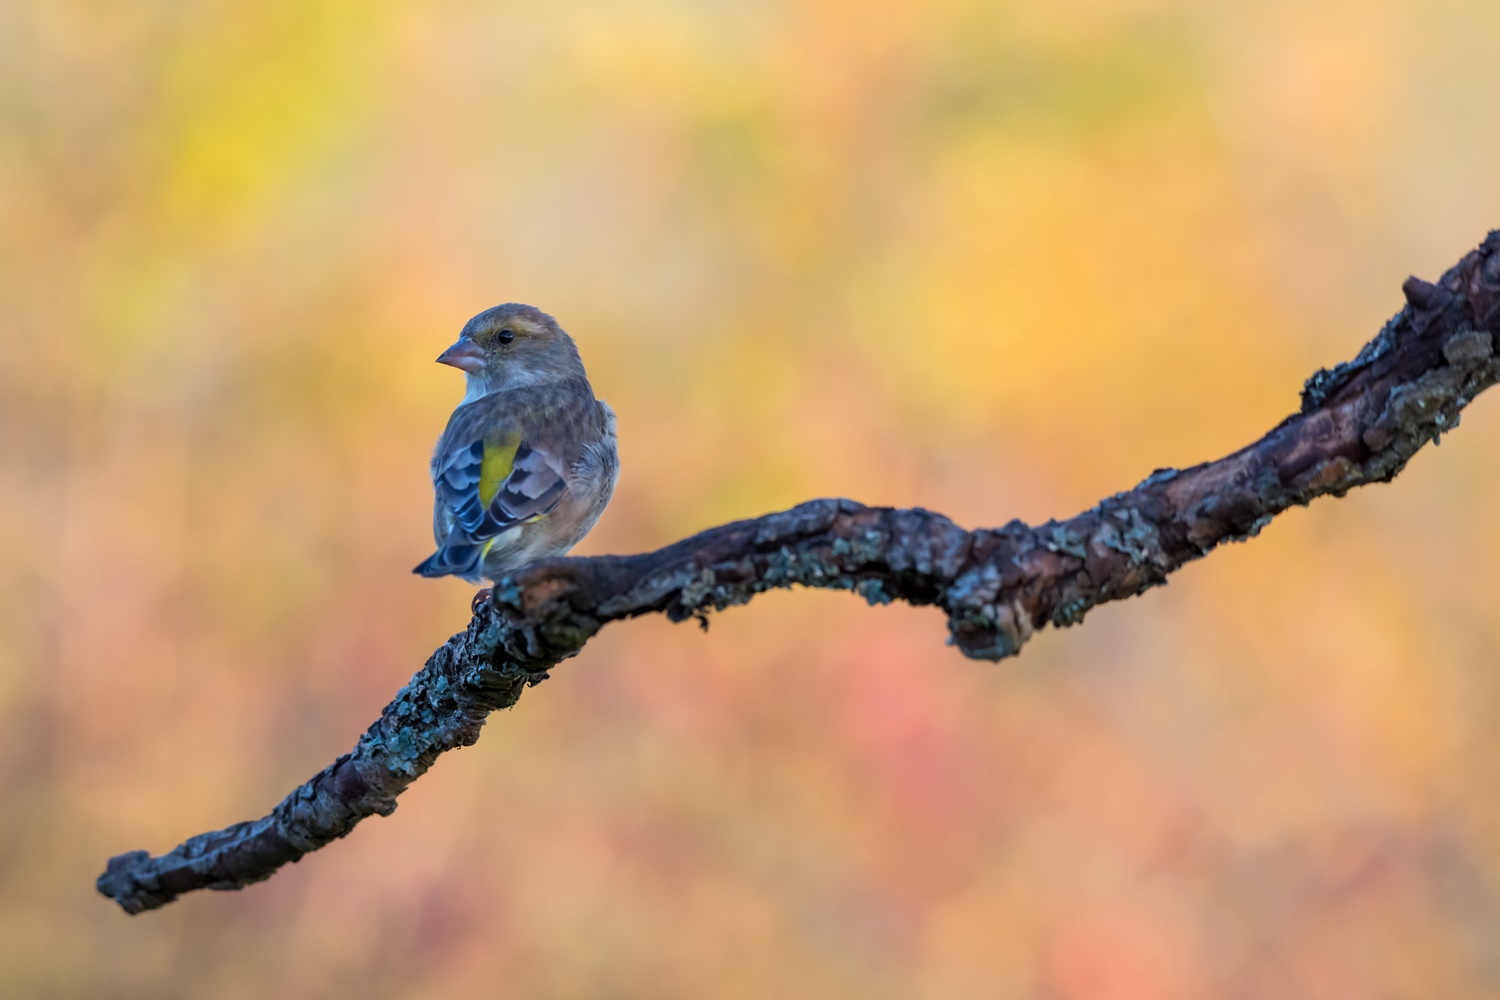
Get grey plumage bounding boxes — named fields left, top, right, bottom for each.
left=415, top=304, right=618, bottom=584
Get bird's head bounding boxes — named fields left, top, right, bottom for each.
left=437, top=303, right=585, bottom=394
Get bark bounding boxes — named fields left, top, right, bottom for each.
left=98, top=232, right=1500, bottom=914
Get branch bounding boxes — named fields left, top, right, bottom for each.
left=98, top=233, right=1500, bottom=914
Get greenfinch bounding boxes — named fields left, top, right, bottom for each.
left=415, top=304, right=618, bottom=584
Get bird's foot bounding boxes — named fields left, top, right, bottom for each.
left=471, top=587, right=493, bottom=614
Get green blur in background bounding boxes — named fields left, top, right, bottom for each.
left=3, top=0, right=1500, bottom=996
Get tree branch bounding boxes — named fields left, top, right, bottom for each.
left=98, top=233, right=1500, bottom=914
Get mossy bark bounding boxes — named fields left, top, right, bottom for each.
left=99, top=232, right=1500, bottom=914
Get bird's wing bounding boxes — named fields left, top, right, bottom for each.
left=415, top=429, right=569, bottom=578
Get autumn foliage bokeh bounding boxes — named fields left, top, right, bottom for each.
left=3, top=1, right=1500, bottom=997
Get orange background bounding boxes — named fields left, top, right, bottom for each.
left=3, top=1, right=1500, bottom=997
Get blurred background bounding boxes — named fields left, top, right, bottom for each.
left=3, top=0, right=1500, bottom=996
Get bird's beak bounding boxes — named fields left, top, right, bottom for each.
left=436, top=336, right=486, bottom=373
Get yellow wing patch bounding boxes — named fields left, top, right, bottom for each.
left=478, top=436, right=520, bottom=509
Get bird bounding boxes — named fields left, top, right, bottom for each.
left=414, top=303, right=618, bottom=586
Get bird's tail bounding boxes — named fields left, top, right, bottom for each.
left=413, top=539, right=484, bottom=580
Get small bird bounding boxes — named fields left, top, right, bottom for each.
left=415, top=303, right=618, bottom=584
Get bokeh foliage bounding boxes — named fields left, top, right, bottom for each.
left=3, top=0, right=1500, bottom=996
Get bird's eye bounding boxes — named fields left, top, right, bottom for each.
left=497, top=329, right=515, bottom=345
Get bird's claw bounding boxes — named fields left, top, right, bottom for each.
left=471, top=587, right=493, bottom=613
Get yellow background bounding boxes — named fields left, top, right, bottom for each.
left=3, top=1, right=1500, bottom=996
